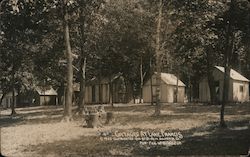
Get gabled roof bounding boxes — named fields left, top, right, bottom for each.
left=215, top=66, right=249, bottom=82
left=36, top=86, right=57, bottom=95
left=155, top=72, right=186, bottom=87
left=86, top=72, right=123, bottom=85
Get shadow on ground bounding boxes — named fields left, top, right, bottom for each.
left=0, top=106, right=64, bottom=127
left=134, top=120, right=250, bottom=156
left=26, top=120, right=250, bottom=156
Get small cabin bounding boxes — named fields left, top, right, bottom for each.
left=0, top=90, right=17, bottom=108
left=34, top=86, right=58, bottom=105
left=199, top=66, right=249, bottom=103
left=18, top=86, right=58, bottom=106
left=143, top=72, right=186, bottom=103
left=81, top=75, right=133, bottom=104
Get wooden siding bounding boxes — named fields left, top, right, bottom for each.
left=143, top=74, right=185, bottom=103
left=199, top=68, right=249, bottom=102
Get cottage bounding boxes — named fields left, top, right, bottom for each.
left=199, top=66, right=249, bottom=103
left=34, top=86, right=58, bottom=105
left=0, top=90, right=17, bottom=108
left=143, top=73, right=186, bottom=103
left=83, top=74, right=133, bottom=104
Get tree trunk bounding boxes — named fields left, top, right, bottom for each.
left=109, top=82, right=113, bottom=107
left=10, top=69, right=16, bottom=116
left=220, top=0, right=235, bottom=128
left=206, top=48, right=216, bottom=104
left=0, top=93, right=6, bottom=107
left=207, top=72, right=216, bottom=104
left=78, top=57, right=86, bottom=113
left=140, top=55, right=143, bottom=103
left=77, top=3, right=87, bottom=114
left=125, top=79, right=131, bottom=103
left=154, top=0, right=163, bottom=116
left=221, top=67, right=230, bottom=128
left=0, top=127, right=2, bottom=157
left=58, top=82, right=65, bottom=105
left=99, top=77, right=102, bottom=104
left=63, top=0, right=73, bottom=121
left=150, top=74, right=153, bottom=105
left=132, top=84, right=136, bottom=103
left=175, top=73, right=179, bottom=103
left=150, top=58, right=154, bottom=105
left=188, top=74, right=192, bottom=102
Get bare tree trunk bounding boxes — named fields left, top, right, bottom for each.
left=132, top=84, right=136, bottom=103
left=221, top=67, right=230, bottom=127
left=154, top=0, right=163, bottom=116
left=220, top=0, right=235, bottom=128
left=78, top=57, right=86, bottom=113
left=207, top=71, right=216, bottom=104
left=77, top=2, right=87, bottom=114
left=0, top=89, right=3, bottom=156
left=58, top=82, right=65, bottom=105
left=0, top=127, right=2, bottom=157
left=63, top=0, right=73, bottom=121
left=140, top=55, right=143, bottom=103
left=221, top=35, right=234, bottom=127
left=150, top=73, right=153, bottom=105
left=206, top=50, right=216, bottom=104
left=175, top=73, right=179, bottom=103
left=0, top=93, right=6, bottom=107
left=98, top=77, right=102, bottom=104
left=150, top=58, right=154, bottom=105
left=11, top=68, right=16, bottom=116
left=109, top=82, right=113, bottom=107
left=188, top=74, right=192, bottom=102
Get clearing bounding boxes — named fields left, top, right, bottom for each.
left=1, top=103, right=250, bottom=157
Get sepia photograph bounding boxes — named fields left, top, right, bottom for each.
left=0, top=0, right=250, bottom=156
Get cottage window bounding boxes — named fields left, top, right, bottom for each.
left=239, top=85, right=244, bottom=92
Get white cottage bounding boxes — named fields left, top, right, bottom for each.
left=143, top=73, right=186, bottom=103
left=199, top=66, right=249, bottom=103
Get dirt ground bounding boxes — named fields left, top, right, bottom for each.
left=0, top=103, right=250, bottom=157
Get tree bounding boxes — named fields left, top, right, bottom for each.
left=62, top=0, right=74, bottom=121
left=83, top=0, right=155, bottom=103
left=153, top=0, right=163, bottom=116
left=0, top=0, right=47, bottom=115
left=216, top=0, right=250, bottom=127
left=169, top=0, right=225, bottom=103
left=75, top=0, right=105, bottom=113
